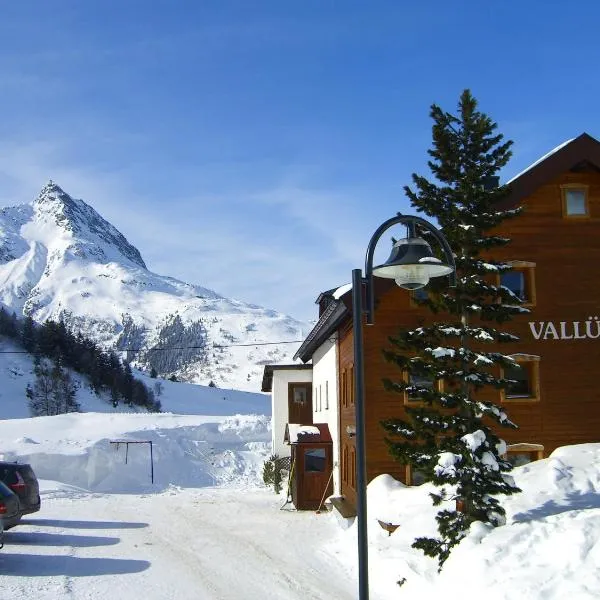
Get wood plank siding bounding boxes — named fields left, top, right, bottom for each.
left=490, top=169, right=600, bottom=451
left=337, top=162, right=600, bottom=500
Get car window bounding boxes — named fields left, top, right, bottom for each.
left=0, top=481, right=14, bottom=498
left=18, top=466, right=36, bottom=483
left=0, top=468, right=18, bottom=485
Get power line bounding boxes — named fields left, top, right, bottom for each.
left=119, top=340, right=305, bottom=353
left=0, top=339, right=305, bottom=355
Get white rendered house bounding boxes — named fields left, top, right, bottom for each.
left=308, top=333, right=340, bottom=495
left=261, top=363, right=313, bottom=459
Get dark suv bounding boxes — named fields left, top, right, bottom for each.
left=0, top=481, right=20, bottom=537
left=0, top=462, right=40, bottom=525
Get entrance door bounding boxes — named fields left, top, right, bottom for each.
left=340, top=438, right=356, bottom=507
left=288, top=382, right=312, bottom=424
left=298, top=445, right=333, bottom=510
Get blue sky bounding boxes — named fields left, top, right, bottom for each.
left=0, top=1, right=598, bottom=322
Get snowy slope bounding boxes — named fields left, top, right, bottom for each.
left=0, top=335, right=269, bottom=420
left=0, top=182, right=308, bottom=391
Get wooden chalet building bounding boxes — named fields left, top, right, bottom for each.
left=289, top=132, right=600, bottom=512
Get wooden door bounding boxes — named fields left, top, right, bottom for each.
left=340, top=438, right=356, bottom=507
left=288, top=382, right=312, bottom=424
left=297, top=445, right=333, bottom=510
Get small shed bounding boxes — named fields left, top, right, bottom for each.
left=285, top=423, right=333, bottom=510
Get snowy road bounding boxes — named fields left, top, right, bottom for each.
left=0, top=484, right=362, bottom=600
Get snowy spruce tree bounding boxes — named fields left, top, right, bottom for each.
left=381, top=90, right=527, bottom=568
left=26, top=358, right=79, bottom=416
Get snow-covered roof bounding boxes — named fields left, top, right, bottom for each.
left=499, top=133, right=600, bottom=211
left=332, top=283, right=352, bottom=299
left=284, top=423, right=332, bottom=444
left=507, top=138, right=574, bottom=184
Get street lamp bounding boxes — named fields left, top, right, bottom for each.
left=352, top=213, right=456, bottom=600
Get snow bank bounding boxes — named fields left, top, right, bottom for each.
left=0, top=412, right=271, bottom=493
left=328, top=443, right=600, bottom=600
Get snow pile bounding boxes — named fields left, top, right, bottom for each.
left=328, top=443, right=600, bottom=599
left=0, top=412, right=271, bottom=493
left=0, top=335, right=273, bottom=493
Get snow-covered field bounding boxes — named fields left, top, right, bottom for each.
left=1, top=379, right=600, bottom=599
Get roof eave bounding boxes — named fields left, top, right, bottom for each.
left=293, top=301, right=348, bottom=362
left=499, top=132, right=600, bottom=210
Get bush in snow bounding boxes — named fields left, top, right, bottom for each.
left=381, top=90, right=524, bottom=568
left=262, top=454, right=286, bottom=494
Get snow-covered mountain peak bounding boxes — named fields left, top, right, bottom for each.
left=0, top=183, right=307, bottom=390
left=31, top=180, right=146, bottom=269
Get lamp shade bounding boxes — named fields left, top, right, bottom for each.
left=372, top=237, right=454, bottom=290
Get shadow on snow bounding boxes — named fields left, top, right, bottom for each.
left=512, top=491, right=600, bottom=523
left=20, top=518, right=149, bottom=529
left=5, top=530, right=120, bottom=547
left=0, top=554, right=151, bottom=577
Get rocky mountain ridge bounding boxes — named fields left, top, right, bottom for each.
left=0, top=182, right=307, bottom=391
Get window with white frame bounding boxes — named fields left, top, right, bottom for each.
left=562, top=185, right=589, bottom=217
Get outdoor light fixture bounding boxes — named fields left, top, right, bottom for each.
left=351, top=213, right=455, bottom=600
left=372, top=222, right=454, bottom=290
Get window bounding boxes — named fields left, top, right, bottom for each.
left=501, top=271, right=526, bottom=301
left=342, top=446, right=349, bottom=484
left=293, top=386, right=307, bottom=404
left=314, top=386, right=317, bottom=412
left=505, top=443, right=544, bottom=466
left=501, top=355, right=540, bottom=402
left=504, top=364, right=531, bottom=397
left=562, top=185, right=589, bottom=217
left=498, top=261, right=536, bottom=307
left=318, top=385, right=322, bottom=412
left=404, top=372, right=442, bottom=404
left=507, top=452, right=536, bottom=467
left=406, top=465, right=427, bottom=486
left=325, top=381, right=329, bottom=410
left=341, top=365, right=355, bottom=407
left=305, top=448, right=326, bottom=472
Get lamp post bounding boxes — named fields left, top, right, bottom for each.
left=352, top=213, right=456, bottom=600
